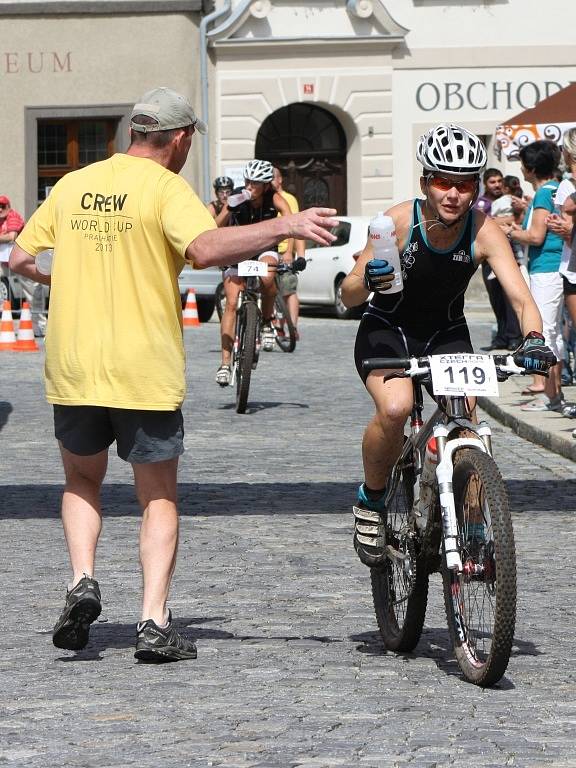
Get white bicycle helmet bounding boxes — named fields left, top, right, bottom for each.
left=243, top=159, right=274, bottom=183
left=417, top=124, right=487, bottom=176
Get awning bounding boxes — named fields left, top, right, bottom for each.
left=494, top=82, right=576, bottom=159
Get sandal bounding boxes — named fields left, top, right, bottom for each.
left=521, top=385, right=545, bottom=396
left=215, top=364, right=231, bottom=387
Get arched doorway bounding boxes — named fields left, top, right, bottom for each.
left=255, top=103, right=347, bottom=214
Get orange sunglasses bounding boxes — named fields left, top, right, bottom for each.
left=427, top=175, right=478, bottom=194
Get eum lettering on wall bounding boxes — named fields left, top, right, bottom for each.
left=2, top=51, right=72, bottom=74
left=415, top=80, right=571, bottom=112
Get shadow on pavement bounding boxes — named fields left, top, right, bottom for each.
left=56, top=616, right=347, bottom=661
left=0, top=481, right=358, bottom=519
left=3, top=479, right=576, bottom=519
left=0, top=401, right=13, bottom=433
left=219, top=401, right=309, bottom=413
left=351, top=627, right=537, bottom=689
left=506, top=479, right=576, bottom=514
left=56, top=615, right=235, bottom=662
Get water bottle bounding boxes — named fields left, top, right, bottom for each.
left=36, top=250, right=53, bottom=275
left=416, top=437, right=438, bottom=531
left=369, top=213, right=403, bottom=294
left=227, top=188, right=252, bottom=208
left=420, top=437, right=438, bottom=487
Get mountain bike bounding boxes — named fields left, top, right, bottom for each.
left=215, top=262, right=301, bottom=353
left=231, top=273, right=261, bottom=414
left=361, top=352, right=535, bottom=687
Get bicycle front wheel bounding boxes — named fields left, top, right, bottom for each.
left=236, top=301, right=258, bottom=414
left=442, top=448, right=516, bottom=686
left=273, top=292, right=296, bottom=352
left=371, top=448, right=429, bottom=652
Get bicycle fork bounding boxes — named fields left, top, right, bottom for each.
left=431, top=422, right=493, bottom=572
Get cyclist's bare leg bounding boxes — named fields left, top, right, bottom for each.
left=259, top=255, right=278, bottom=321
left=363, top=373, right=414, bottom=491
left=285, top=291, right=299, bottom=329
left=221, top=275, right=244, bottom=366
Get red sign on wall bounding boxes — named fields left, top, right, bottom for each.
left=303, top=83, right=314, bottom=95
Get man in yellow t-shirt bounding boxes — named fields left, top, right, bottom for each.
left=273, top=167, right=305, bottom=337
left=10, top=87, right=338, bottom=662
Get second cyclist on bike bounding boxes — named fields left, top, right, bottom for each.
left=215, top=159, right=295, bottom=386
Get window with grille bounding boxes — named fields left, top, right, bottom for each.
left=37, top=119, right=116, bottom=203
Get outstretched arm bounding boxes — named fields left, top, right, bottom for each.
left=186, top=207, right=338, bottom=268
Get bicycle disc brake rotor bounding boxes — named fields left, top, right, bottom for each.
left=386, top=523, right=418, bottom=604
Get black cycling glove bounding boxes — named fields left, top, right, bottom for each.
left=292, top=257, right=307, bottom=272
left=513, top=331, right=557, bottom=373
left=364, top=259, right=394, bottom=292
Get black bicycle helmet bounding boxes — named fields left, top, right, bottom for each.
left=213, top=176, right=234, bottom=190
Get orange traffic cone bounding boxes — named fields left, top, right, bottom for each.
left=0, top=300, right=17, bottom=351
left=15, top=302, right=39, bottom=352
left=183, top=288, right=200, bottom=327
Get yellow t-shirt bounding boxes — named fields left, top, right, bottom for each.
left=17, top=153, right=216, bottom=410
left=277, top=190, right=299, bottom=255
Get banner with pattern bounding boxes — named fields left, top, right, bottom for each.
left=494, top=122, right=576, bottom=159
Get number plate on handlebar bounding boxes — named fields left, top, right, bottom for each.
left=429, top=354, right=499, bottom=396
left=238, top=260, right=268, bottom=277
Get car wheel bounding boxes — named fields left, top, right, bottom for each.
left=334, top=276, right=365, bottom=320
left=196, top=297, right=215, bottom=323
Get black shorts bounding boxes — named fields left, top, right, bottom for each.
left=354, top=314, right=473, bottom=383
left=54, top=405, right=184, bottom=463
left=563, top=275, right=576, bottom=296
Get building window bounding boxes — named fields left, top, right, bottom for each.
left=37, top=119, right=116, bottom=203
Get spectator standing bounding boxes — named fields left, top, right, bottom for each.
left=272, top=166, right=305, bottom=336
left=508, top=140, right=565, bottom=411
left=475, top=169, right=522, bottom=351
left=0, top=195, right=46, bottom=334
left=547, top=128, right=576, bottom=394
left=0, top=195, right=24, bottom=244
left=9, top=87, right=337, bottom=661
left=0, top=195, right=25, bottom=296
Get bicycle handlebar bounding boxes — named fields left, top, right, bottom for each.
left=277, top=258, right=306, bottom=275
left=361, top=354, right=544, bottom=379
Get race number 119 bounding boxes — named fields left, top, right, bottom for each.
left=429, top=354, right=499, bottom=396
left=444, top=364, right=486, bottom=386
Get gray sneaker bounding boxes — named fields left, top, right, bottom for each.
left=134, top=610, right=197, bottom=663
left=52, top=575, right=102, bottom=650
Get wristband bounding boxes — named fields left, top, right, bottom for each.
left=525, top=331, right=545, bottom=341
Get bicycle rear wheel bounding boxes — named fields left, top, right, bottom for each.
left=371, top=448, right=429, bottom=652
left=273, top=292, right=296, bottom=352
left=442, top=448, right=516, bottom=686
left=236, top=301, right=258, bottom=414
left=215, top=282, right=225, bottom=321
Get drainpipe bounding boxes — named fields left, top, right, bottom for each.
left=200, top=0, right=232, bottom=201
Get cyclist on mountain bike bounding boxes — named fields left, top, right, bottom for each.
left=207, top=176, right=234, bottom=226
left=215, top=159, right=294, bottom=386
left=341, top=123, right=556, bottom=567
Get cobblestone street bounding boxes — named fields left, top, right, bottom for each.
left=1, top=315, right=575, bottom=767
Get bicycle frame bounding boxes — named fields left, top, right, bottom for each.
left=230, top=276, right=261, bottom=387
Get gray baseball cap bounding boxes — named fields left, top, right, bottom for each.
left=130, top=87, right=207, bottom=134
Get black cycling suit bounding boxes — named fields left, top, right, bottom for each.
left=355, top=198, right=478, bottom=381
left=228, top=188, right=277, bottom=226
left=224, top=189, right=279, bottom=271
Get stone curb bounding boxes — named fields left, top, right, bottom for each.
left=478, top=395, right=576, bottom=463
